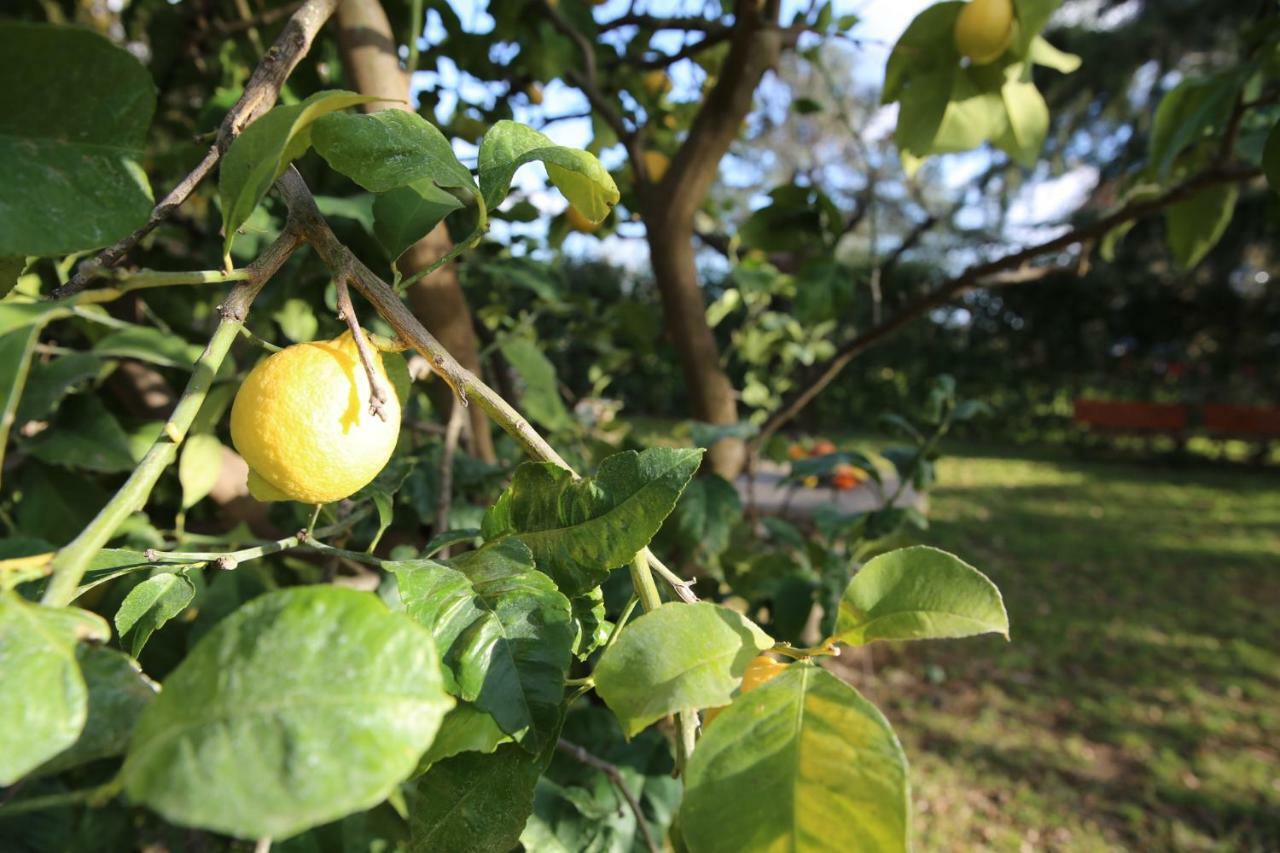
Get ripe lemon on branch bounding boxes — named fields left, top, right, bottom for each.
left=954, top=0, right=1015, bottom=65
left=230, top=331, right=401, bottom=504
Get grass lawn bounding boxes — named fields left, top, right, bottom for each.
left=833, top=446, right=1280, bottom=851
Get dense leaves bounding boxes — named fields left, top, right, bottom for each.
left=477, top=121, right=620, bottom=221
left=121, top=587, right=452, bottom=839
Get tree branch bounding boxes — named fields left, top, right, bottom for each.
left=754, top=164, right=1262, bottom=445
left=41, top=228, right=303, bottom=607
left=434, top=401, right=466, bottom=557
left=334, top=273, right=393, bottom=420
left=556, top=739, right=660, bottom=853
left=50, top=0, right=341, bottom=300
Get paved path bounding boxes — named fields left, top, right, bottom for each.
left=733, top=460, right=924, bottom=518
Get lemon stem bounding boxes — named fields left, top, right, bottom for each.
left=334, top=272, right=393, bottom=422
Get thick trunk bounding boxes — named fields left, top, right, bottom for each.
left=644, top=213, right=745, bottom=478
left=336, top=0, right=496, bottom=462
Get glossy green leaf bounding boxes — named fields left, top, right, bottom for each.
left=312, top=110, right=476, bottom=193
left=594, top=602, right=773, bottom=737
left=1165, top=183, right=1239, bottom=270
left=834, top=545, right=1009, bottom=645
left=93, top=326, right=202, bottom=369
left=390, top=540, right=573, bottom=750
left=0, top=593, right=111, bottom=784
left=373, top=180, right=465, bottom=260
left=14, top=352, right=110, bottom=423
left=477, top=121, right=619, bottom=222
left=179, top=433, right=224, bottom=509
left=483, top=448, right=703, bottom=596
left=0, top=22, right=155, bottom=256
left=497, top=335, right=573, bottom=432
left=122, top=586, right=453, bottom=839
left=418, top=703, right=513, bottom=770
left=114, top=571, right=196, bottom=657
left=36, top=645, right=157, bottom=775
left=219, top=90, right=373, bottom=255
left=407, top=743, right=551, bottom=853
left=680, top=665, right=909, bottom=852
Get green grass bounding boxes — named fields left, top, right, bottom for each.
left=834, top=446, right=1280, bottom=851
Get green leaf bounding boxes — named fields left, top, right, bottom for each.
left=179, top=433, right=224, bottom=510
left=679, top=665, right=909, bottom=852
left=483, top=448, right=703, bottom=596
left=834, top=545, right=1009, bottom=645
left=27, top=394, right=137, bottom=473
left=312, top=109, right=477, bottom=193
left=0, top=257, right=26, bottom=299
left=568, top=586, right=609, bottom=661
left=418, top=703, right=514, bottom=770
left=15, top=352, right=110, bottom=422
left=477, top=121, right=619, bottom=222
left=121, top=586, right=453, bottom=839
left=1011, top=0, right=1062, bottom=55
left=0, top=22, right=155, bottom=256
left=998, top=73, right=1050, bottom=167
left=1165, top=183, right=1239, bottom=270
left=0, top=301, right=72, bottom=337
left=669, top=474, right=743, bottom=559
left=114, top=571, right=196, bottom=657
left=390, top=540, right=573, bottom=751
left=272, top=297, right=319, bottom=344
left=594, top=602, right=773, bottom=737
left=883, top=2, right=962, bottom=104
left=219, top=90, right=373, bottom=255
left=93, top=326, right=203, bottom=369
left=36, top=645, right=157, bottom=776
left=0, top=593, right=111, bottom=785
left=373, top=180, right=466, bottom=261
left=407, top=743, right=551, bottom=853
left=1149, top=72, right=1245, bottom=181
left=497, top=335, right=573, bottom=432
left=1027, top=35, right=1081, bottom=73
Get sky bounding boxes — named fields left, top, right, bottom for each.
left=407, top=0, right=1095, bottom=268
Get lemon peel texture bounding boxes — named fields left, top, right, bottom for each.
left=955, top=0, right=1015, bottom=65
left=230, top=331, right=401, bottom=504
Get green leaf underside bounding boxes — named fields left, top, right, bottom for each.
left=0, top=593, right=111, bottom=785
left=408, top=742, right=552, bottom=853
left=680, top=665, right=910, bottom=852
left=484, top=447, right=703, bottom=596
left=0, top=22, right=155, bottom=256
left=114, top=572, right=196, bottom=657
left=312, top=109, right=476, bottom=194
left=373, top=180, right=465, bottom=260
left=417, top=703, right=514, bottom=771
left=835, top=545, right=1009, bottom=645
left=389, top=539, right=572, bottom=751
left=594, top=602, right=773, bottom=737
left=219, top=90, right=373, bottom=255
left=478, top=121, right=620, bottom=222
left=1166, top=184, right=1239, bottom=270
left=122, top=586, right=452, bottom=839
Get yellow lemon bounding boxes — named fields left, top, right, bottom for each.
left=704, top=654, right=788, bottom=725
left=230, top=331, right=401, bottom=504
left=527, top=82, right=544, bottom=106
left=954, top=0, right=1014, bottom=65
left=566, top=205, right=602, bottom=233
left=642, top=70, right=671, bottom=98
left=642, top=150, right=670, bottom=182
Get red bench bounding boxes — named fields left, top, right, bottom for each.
left=1074, top=400, right=1280, bottom=461
left=1202, top=405, right=1280, bottom=439
left=1073, top=400, right=1190, bottom=433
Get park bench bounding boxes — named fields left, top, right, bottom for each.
left=1074, top=399, right=1280, bottom=461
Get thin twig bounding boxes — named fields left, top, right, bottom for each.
left=556, top=739, right=661, bottom=853
left=646, top=551, right=698, bottom=603
left=334, top=273, right=392, bottom=420
left=434, top=401, right=466, bottom=557
left=49, top=0, right=342, bottom=299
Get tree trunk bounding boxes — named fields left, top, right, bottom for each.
left=335, top=0, right=496, bottom=462
left=638, top=0, right=783, bottom=479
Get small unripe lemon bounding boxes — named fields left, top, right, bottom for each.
left=954, top=0, right=1014, bottom=65
left=526, top=82, right=544, bottom=106
left=230, top=331, right=401, bottom=503
left=642, top=70, right=671, bottom=98
left=642, top=150, right=670, bottom=182
left=704, top=655, right=788, bottom=725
